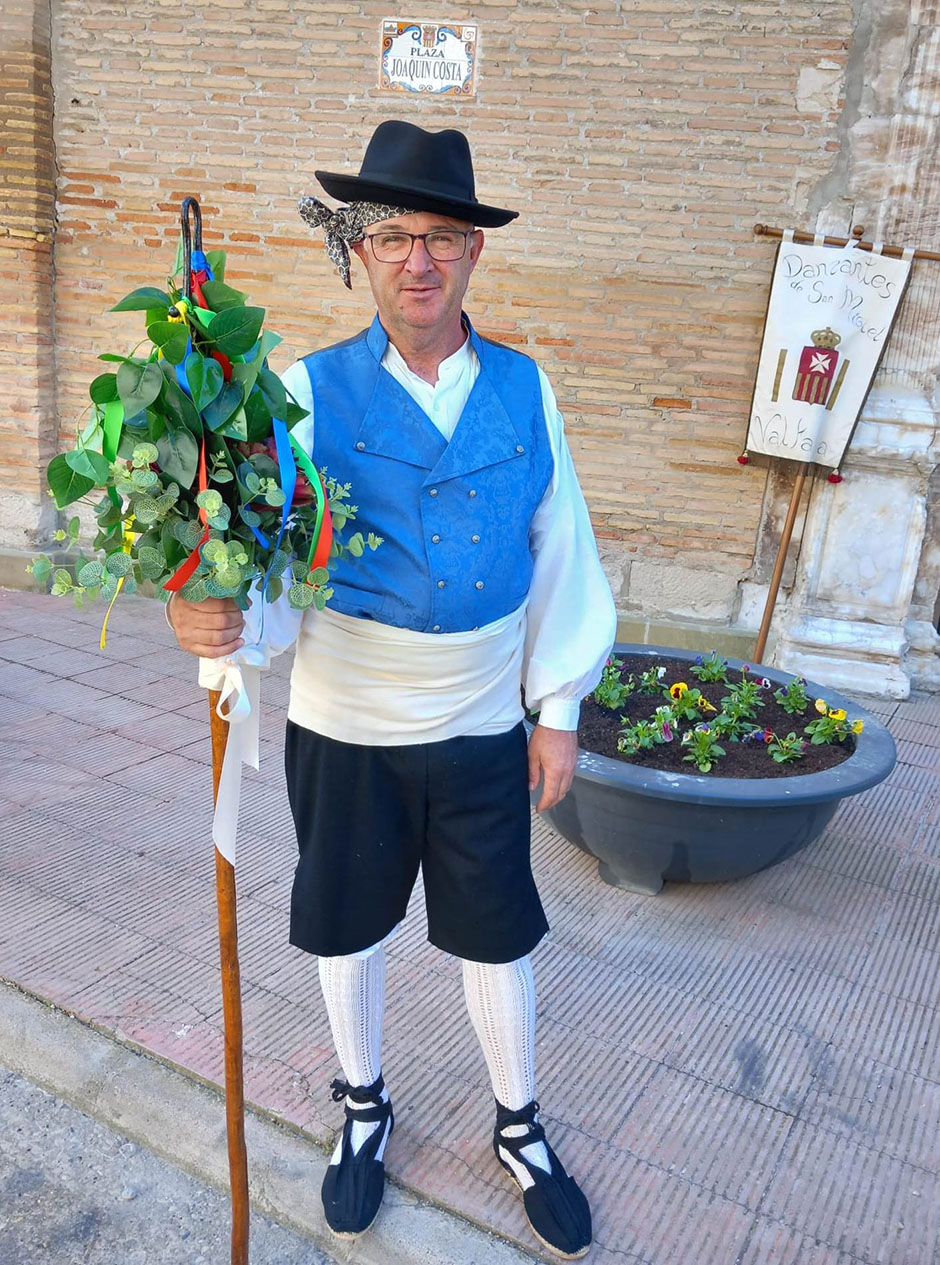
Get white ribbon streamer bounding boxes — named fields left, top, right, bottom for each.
left=198, top=644, right=270, bottom=865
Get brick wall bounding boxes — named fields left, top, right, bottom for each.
left=1, top=0, right=57, bottom=551
left=10, top=0, right=860, bottom=628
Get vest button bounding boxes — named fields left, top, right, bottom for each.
left=471, top=534, right=480, bottom=543
left=429, top=488, right=438, bottom=497
left=468, top=489, right=476, bottom=498
left=355, top=441, right=365, bottom=451
left=475, top=580, right=484, bottom=589
left=437, top=579, right=446, bottom=588
left=432, top=624, right=441, bottom=632
left=431, top=534, right=441, bottom=543
left=515, top=445, right=525, bottom=454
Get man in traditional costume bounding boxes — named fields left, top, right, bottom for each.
left=169, top=120, right=615, bottom=1260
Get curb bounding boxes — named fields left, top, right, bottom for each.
left=0, top=978, right=538, bottom=1265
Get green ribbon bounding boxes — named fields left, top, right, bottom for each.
left=288, top=433, right=328, bottom=568
left=102, top=399, right=124, bottom=509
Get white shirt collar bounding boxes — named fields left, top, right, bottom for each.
left=383, top=327, right=474, bottom=386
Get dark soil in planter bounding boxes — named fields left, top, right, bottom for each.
left=577, top=655, right=856, bottom=779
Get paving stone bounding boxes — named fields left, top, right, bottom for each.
left=2, top=591, right=940, bottom=1263
left=1, top=660, right=61, bottom=700
left=110, top=709, right=211, bottom=753
left=610, top=1063, right=795, bottom=1208
left=737, top=1219, right=862, bottom=1265
left=895, top=738, right=940, bottom=772
left=800, top=1049, right=940, bottom=1174
left=828, top=780, right=928, bottom=848
left=761, top=1120, right=940, bottom=1262
left=69, top=660, right=172, bottom=696
left=835, top=985, right=940, bottom=1082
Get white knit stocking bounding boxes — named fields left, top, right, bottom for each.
left=461, top=955, right=551, bottom=1188
left=318, top=945, right=390, bottom=1161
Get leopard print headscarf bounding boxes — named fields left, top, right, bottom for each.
left=298, top=196, right=411, bottom=288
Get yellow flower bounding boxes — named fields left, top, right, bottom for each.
left=670, top=682, right=689, bottom=699
left=699, top=698, right=717, bottom=713
left=815, top=698, right=828, bottom=715
left=828, top=708, right=847, bottom=722
left=852, top=719, right=864, bottom=734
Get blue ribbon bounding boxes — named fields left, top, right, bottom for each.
left=270, top=415, right=296, bottom=561
left=191, top=250, right=214, bottom=280
left=240, top=507, right=270, bottom=550
left=175, top=336, right=194, bottom=398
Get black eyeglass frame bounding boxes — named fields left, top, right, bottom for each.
left=362, top=229, right=477, bottom=263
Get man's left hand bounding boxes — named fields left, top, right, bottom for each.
left=527, top=723, right=579, bottom=812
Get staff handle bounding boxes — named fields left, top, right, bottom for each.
left=209, top=688, right=250, bottom=1265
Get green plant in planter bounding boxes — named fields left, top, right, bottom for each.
left=805, top=701, right=864, bottom=745
left=712, top=697, right=762, bottom=741
left=681, top=724, right=726, bottom=772
left=593, top=655, right=635, bottom=710
left=690, top=650, right=729, bottom=684
left=635, top=664, right=668, bottom=695
left=583, top=653, right=867, bottom=776
left=773, top=677, right=809, bottom=715
left=618, top=717, right=669, bottom=756
left=765, top=731, right=808, bottom=763
left=720, top=667, right=766, bottom=720
left=666, top=680, right=717, bottom=723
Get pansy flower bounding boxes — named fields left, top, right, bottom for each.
left=815, top=698, right=828, bottom=715
left=828, top=708, right=847, bottom=722
left=851, top=719, right=864, bottom=734
left=669, top=682, right=689, bottom=699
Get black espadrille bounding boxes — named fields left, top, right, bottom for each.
left=493, top=1098, right=592, bottom=1260
left=321, top=1074, right=394, bottom=1239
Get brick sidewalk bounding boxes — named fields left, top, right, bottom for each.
left=2, top=588, right=939, bottom=1263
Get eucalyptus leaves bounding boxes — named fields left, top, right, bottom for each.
left=31, top=240, right=380, bottom=620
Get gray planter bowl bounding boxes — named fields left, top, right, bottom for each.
left=540, top=644, right=897, bottom=896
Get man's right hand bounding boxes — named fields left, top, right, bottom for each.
left=167, top=595, right=245, bottom=658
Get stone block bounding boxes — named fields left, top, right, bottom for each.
left=596, top=541, right=628, bottom=601
left=626, top=560, right=738, bottom=623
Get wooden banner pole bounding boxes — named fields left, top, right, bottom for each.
left=208, top=689, right=250, bottom=1265
left=754, top=462, right=810, bottom=665
left=753, top=222, right=940, bottom=263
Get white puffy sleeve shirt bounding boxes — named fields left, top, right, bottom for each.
left=242, top=336, right=616, bottom=743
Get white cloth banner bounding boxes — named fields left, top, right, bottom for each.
left=745, top=233, right=914, bottom=467
left=197, top=646, right=267, bottom=866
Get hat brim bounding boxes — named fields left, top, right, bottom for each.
left=314, top=170, right=518, bottom=228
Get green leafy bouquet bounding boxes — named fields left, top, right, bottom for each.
left=31, top=200, right=379, bottom=631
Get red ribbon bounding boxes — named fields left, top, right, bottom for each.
left=310, top=471, right=333, bottom=572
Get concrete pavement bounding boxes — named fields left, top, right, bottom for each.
left=1, top=587, right=939, bottom=1263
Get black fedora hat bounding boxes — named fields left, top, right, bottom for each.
left=314, top=120, right=518, bottom=228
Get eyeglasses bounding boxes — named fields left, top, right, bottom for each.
left=363, top=229, right=476, bottom=263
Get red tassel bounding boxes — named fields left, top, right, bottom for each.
left=827, top=470, right=843, bottom=484
left=737, top=452, right=749, bottom=466
left=211, top=350, right=233, bottom=381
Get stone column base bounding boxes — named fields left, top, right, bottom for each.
left=774, top=614, right=911, bottom=698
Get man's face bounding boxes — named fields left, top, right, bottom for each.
left=351, top=211, right=484, bottom=339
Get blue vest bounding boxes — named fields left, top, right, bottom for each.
left=302, top=315, right=553, bottom=634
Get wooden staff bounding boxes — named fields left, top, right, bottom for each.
left=754, top=462, right=810, bottom=665
left=753, top=222, right=940, bottom=262
left=208, top=689, right=250, bottom=1265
